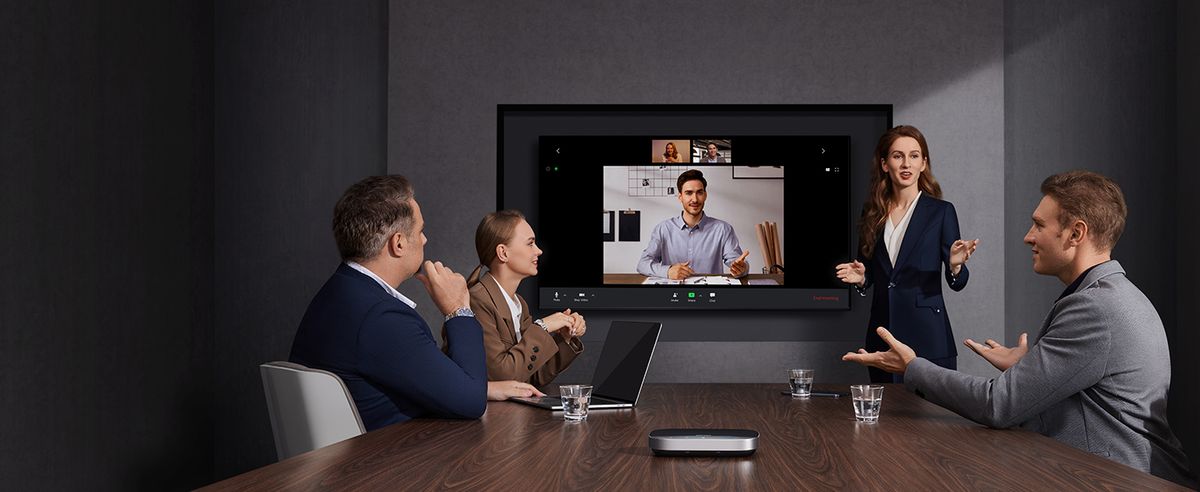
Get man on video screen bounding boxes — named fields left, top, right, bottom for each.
left=698, top=143, right=726, bottom=163
left=637, top=169, right=749, bottom=280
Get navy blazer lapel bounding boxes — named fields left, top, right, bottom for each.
left=893, top=197, right=937, bottom=271
left=874, top=232, right=894, bottom=276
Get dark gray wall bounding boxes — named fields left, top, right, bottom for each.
left=388, top=0, right=1007, bottom=384
left=1005, top=0, right=1194, bottom=471
left=0, top=1, right=213, bottom=490
left=5, top=0, right=1197, bottom=487
left=1175, top=0, right=1200, bottom=476
left=1004, top=0, right=1176, bottom=344
left=205, top=0, right=1198, bottom=478
left=212, top=0, right=388, bottom=480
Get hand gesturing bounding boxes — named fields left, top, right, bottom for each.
left=842, top=327, right=916, bottom=374
left=834, top=260, right=866, bottom=286
left=950, top=239, right=979, bottom=270
left=964, top=333, right=1028, bottom=372
left=729, top=251, right=750, bottom=277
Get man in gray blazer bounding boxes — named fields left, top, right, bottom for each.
left=844, top=171, right=1195, bottom=487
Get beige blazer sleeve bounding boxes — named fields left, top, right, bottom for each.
left=516, top=295, right=583, bottom=387
left=468, top=274, right=583, bottom=385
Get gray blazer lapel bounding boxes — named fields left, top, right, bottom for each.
left=1040, top=260, right=1125, bottom=338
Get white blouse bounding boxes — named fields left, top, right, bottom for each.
left=883, top=191, right=922, bottom=267
left=491, top=275, right=524, bottom=342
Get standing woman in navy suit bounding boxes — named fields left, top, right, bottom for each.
left=835, top=125, right=978, bottom=383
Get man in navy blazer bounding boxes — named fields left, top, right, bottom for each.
left=291, top=175, right=542, bottom=431
left=844, top=171, right=1195, bottom=487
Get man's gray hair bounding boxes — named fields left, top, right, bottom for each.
left=332, top=175, right=415, bottom=262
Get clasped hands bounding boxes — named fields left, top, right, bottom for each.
left=541, top=308, right=587, bottom=338
left=415, top=261, right=553, bottom=401
left=485, top=314, right=589, bottom=401
left=843, top=327, right=1029, bottom=374
left=667, top=251, right=751, bottom=280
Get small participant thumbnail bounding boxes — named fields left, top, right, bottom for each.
left=651, top=139, right=690, bottom=163
left=693, top=139, right=732, bottom=163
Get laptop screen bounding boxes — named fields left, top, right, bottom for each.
left=591, top=321, right=661, bottom=402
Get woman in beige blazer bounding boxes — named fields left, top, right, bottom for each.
left=465, top=210, right=585, bottom=387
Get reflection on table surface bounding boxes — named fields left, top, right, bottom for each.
left=203, top=384, right=1183, bottom=491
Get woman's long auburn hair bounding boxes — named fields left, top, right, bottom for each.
left=859, top=125, right=943, bottom=259
left=466, top=210, right=527, bottom=287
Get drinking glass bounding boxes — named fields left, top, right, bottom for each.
left=851, top=384, right=884, bottom=423
left=789, top=369, right=814, bottom=398
left=559, top=384, right=593, bottom=421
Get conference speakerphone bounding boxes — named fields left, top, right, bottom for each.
left=648, top=429, right=759, bottom=457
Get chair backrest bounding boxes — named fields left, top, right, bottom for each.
left=259, top=361, right=366, bottom=461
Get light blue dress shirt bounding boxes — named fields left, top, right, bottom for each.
left=636, top=213, right=746, bottom=278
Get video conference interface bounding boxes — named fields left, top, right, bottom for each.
left=535, top=135, right=850, bottom=309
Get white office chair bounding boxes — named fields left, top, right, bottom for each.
left=259, top=361, right=366, bottom=461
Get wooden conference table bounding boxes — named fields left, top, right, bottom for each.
left=204, top=384, right=1186, bottom=491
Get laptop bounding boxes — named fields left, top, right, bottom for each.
left=511, top=321, right=662, bottom=410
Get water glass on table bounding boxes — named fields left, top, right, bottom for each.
left=789, top=369, right=814, bottom=398
left=851, top=384, right=884, bottom=423
left=559, top=384, right=593, bottom=421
